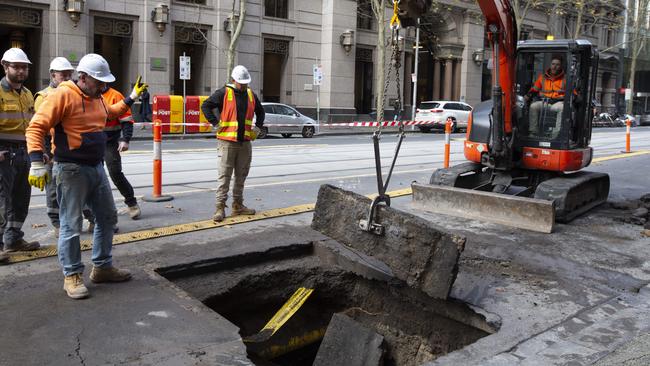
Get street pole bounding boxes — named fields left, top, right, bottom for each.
left=411, top=18, right=420, bottom=124
left=182, top=52, right=187, bottom=136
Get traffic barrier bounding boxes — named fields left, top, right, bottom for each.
left=185, top=95, right=212, bottom=133
left=444, top=117, right=452, bottom=168
left=152, top=95, right=184, bottom=134
left=142, top=119, right=174, bottom=202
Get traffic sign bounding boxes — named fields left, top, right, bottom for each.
left=313, top=64, right=323, bottom=86
left=180, top=56, right=191, bottom=80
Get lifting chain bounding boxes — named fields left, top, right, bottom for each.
left=361, top=0, right=406, bottom=236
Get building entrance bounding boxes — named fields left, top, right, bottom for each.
left=93, top=17, right=132, bottom=93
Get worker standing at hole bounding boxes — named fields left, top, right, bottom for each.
left=0, top=48, right=41, bottom=265
left=201, top=65, right=265, bottom=222
left=26, top=53, right=148, bottom=299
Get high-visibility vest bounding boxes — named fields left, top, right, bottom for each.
left=102, top=87, right=133, bottom=132
left=34, top=85, right=54, bottom=112
left=0, top=77, right=34, bottom=141
left=218, top=86, right=255, bottom=142
left=530, top=71, right=566, bottom=100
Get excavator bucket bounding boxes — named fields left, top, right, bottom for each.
left=411, top=183, right=556, bottom=233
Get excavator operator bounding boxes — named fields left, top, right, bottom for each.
left=524, top=56, right=566, bottom=136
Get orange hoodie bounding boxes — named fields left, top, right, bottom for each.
left=26, top=80, right=132, bottom=165
left=529, top=69, right=566, bottom=100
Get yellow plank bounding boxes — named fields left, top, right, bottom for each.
left=243, top=287, right=314, bottom=343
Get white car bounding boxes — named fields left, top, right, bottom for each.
left=258, top=103, right=319, bottom=138
left=415, top=101, right=473, bottom=133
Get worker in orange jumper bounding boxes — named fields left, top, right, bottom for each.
left=101, top=86, right=140, bottom=220
left=525, top=57, right=566, bottom=136
left=26, top=53, right=147, bottom=299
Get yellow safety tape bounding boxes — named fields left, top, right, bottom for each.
left=244, top=287, right=314, bottom=343
left=9, top=188, right=414, bottom=264
left=592, top=150, right=650, bottom=163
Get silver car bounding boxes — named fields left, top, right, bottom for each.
left=258, top=103, right=319, bottom=138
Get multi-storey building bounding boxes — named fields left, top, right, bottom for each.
left=0, top=0, right=625, bottom=120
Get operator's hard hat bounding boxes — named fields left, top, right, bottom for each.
left=49, top=57, right=74, bottom=72
left=231, top=65, right=251, bottom=84
left=76, top=53, right=115, bottom=83
left=1, top=48, right=31, bottom=64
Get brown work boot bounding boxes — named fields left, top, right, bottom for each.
left=232, top=202, right=256, bottom=216
left=90, top=266, right=132, bottom=283
left=4, top=238, right=40, bottom=252
left=213, top=203, right=227, bottom=222
left=63, top=273, right=89, bottom=299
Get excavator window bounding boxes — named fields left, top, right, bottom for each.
left=515, top=50, right=572, bottom=146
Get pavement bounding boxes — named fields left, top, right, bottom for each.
left=1, top=145, right=650, bottom=365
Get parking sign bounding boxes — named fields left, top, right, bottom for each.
left=313, top=64, right=323, bottom=86
left=180, top=56, right=191, bottom=80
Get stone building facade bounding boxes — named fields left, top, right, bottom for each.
left=0, top=0, right=623, bottom=121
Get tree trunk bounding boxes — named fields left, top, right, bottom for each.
left=374, top=0, right=386, bottom=123
left=573, top=2, right=584, bottom=39
left=226, top=0, right=247, bottom=83
left=626, top=0, right=649, bottom=114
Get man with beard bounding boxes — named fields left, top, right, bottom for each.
left=0, top=48, right=41, bottom=264
left=26, top=53, right=147, bottom=299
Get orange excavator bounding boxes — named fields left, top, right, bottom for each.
left=403, top=0, right=609, bottom=232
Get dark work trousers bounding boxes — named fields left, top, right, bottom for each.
left=44, top=162, right=59, bottom=228
left=105, top=140, right=136, bottom=208
left=0, top=143, right=30, bottom=248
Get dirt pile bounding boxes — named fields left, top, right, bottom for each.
left=609, top=194, right=650, bottom=235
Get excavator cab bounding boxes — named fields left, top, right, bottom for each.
left=514, top=40, right=598, bottom=156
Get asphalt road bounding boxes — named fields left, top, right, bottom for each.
left=22, top=126, right=650, bottom=244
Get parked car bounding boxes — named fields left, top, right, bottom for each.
left=257, top=103, right=319, bottom=138
left=414, top=101, right=473, bottom=133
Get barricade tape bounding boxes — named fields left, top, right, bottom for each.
left=134, top=120, right=441, bottom=128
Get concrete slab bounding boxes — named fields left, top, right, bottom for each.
left=313, top=313, right=385, bottom=366
left=311, top=184, right=465, bottom=299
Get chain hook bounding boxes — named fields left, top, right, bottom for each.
left=390, top=0, right=401, bottom=31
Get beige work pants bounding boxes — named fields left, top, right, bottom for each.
left=215, top=140, right=252, bottom=205
left=529, top=100, right=563, bottom=135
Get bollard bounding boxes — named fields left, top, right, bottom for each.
left=143, top=119, right=174, bottom=202
left=625, top=119, right=631, bottom=153
left=443, top=117, right=452, bottom=168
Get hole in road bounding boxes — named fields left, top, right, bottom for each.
left=157, top=244, right=496, bottom=366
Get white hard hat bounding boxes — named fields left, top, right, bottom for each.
left=1, top=48, right=31, bottom=64
left=231, top=65, right=251, bottom=84
left=76, top=53, right=115, bottom=83
left=49, top=57, right=74, bottom=72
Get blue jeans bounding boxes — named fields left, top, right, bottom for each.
left=53, top=162, right=117, bottom=276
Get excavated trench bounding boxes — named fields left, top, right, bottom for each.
left=158, top=243, right=497, bottom=366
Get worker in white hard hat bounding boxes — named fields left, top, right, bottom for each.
left=33, top=57, right=75, bottom=237
left=201, top=65, right=265, bottom=222
left=0, top=48, right=41, bottom=264
left=25, top=53, right=148, bottom=299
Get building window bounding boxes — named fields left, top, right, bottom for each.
left=357, top=0, right=373, bottom=30
left=265, top=0, right=288, bottom=19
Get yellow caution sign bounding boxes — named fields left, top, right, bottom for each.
left=244, top=287, right=314, bottom=343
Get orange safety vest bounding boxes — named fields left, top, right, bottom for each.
left=530, top=70, right=566, bottom=100
left=102, top=87, right=133, bottom=131
left=218, top=86, right=255, bottom=142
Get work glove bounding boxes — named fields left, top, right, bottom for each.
left=129, top=76, right=148, bottom=100
left=28, top=162, right=50, bottom=191
left=251, top=126, right=261, bottom=140
left=118, top=141, right=129, bottom=152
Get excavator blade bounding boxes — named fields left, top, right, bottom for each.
left=411, top=183, right=555, bottom=233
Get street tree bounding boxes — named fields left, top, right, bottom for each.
left=226, top=0, right=247, bottom=81
left=626, top=0, right=650, bottom=114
